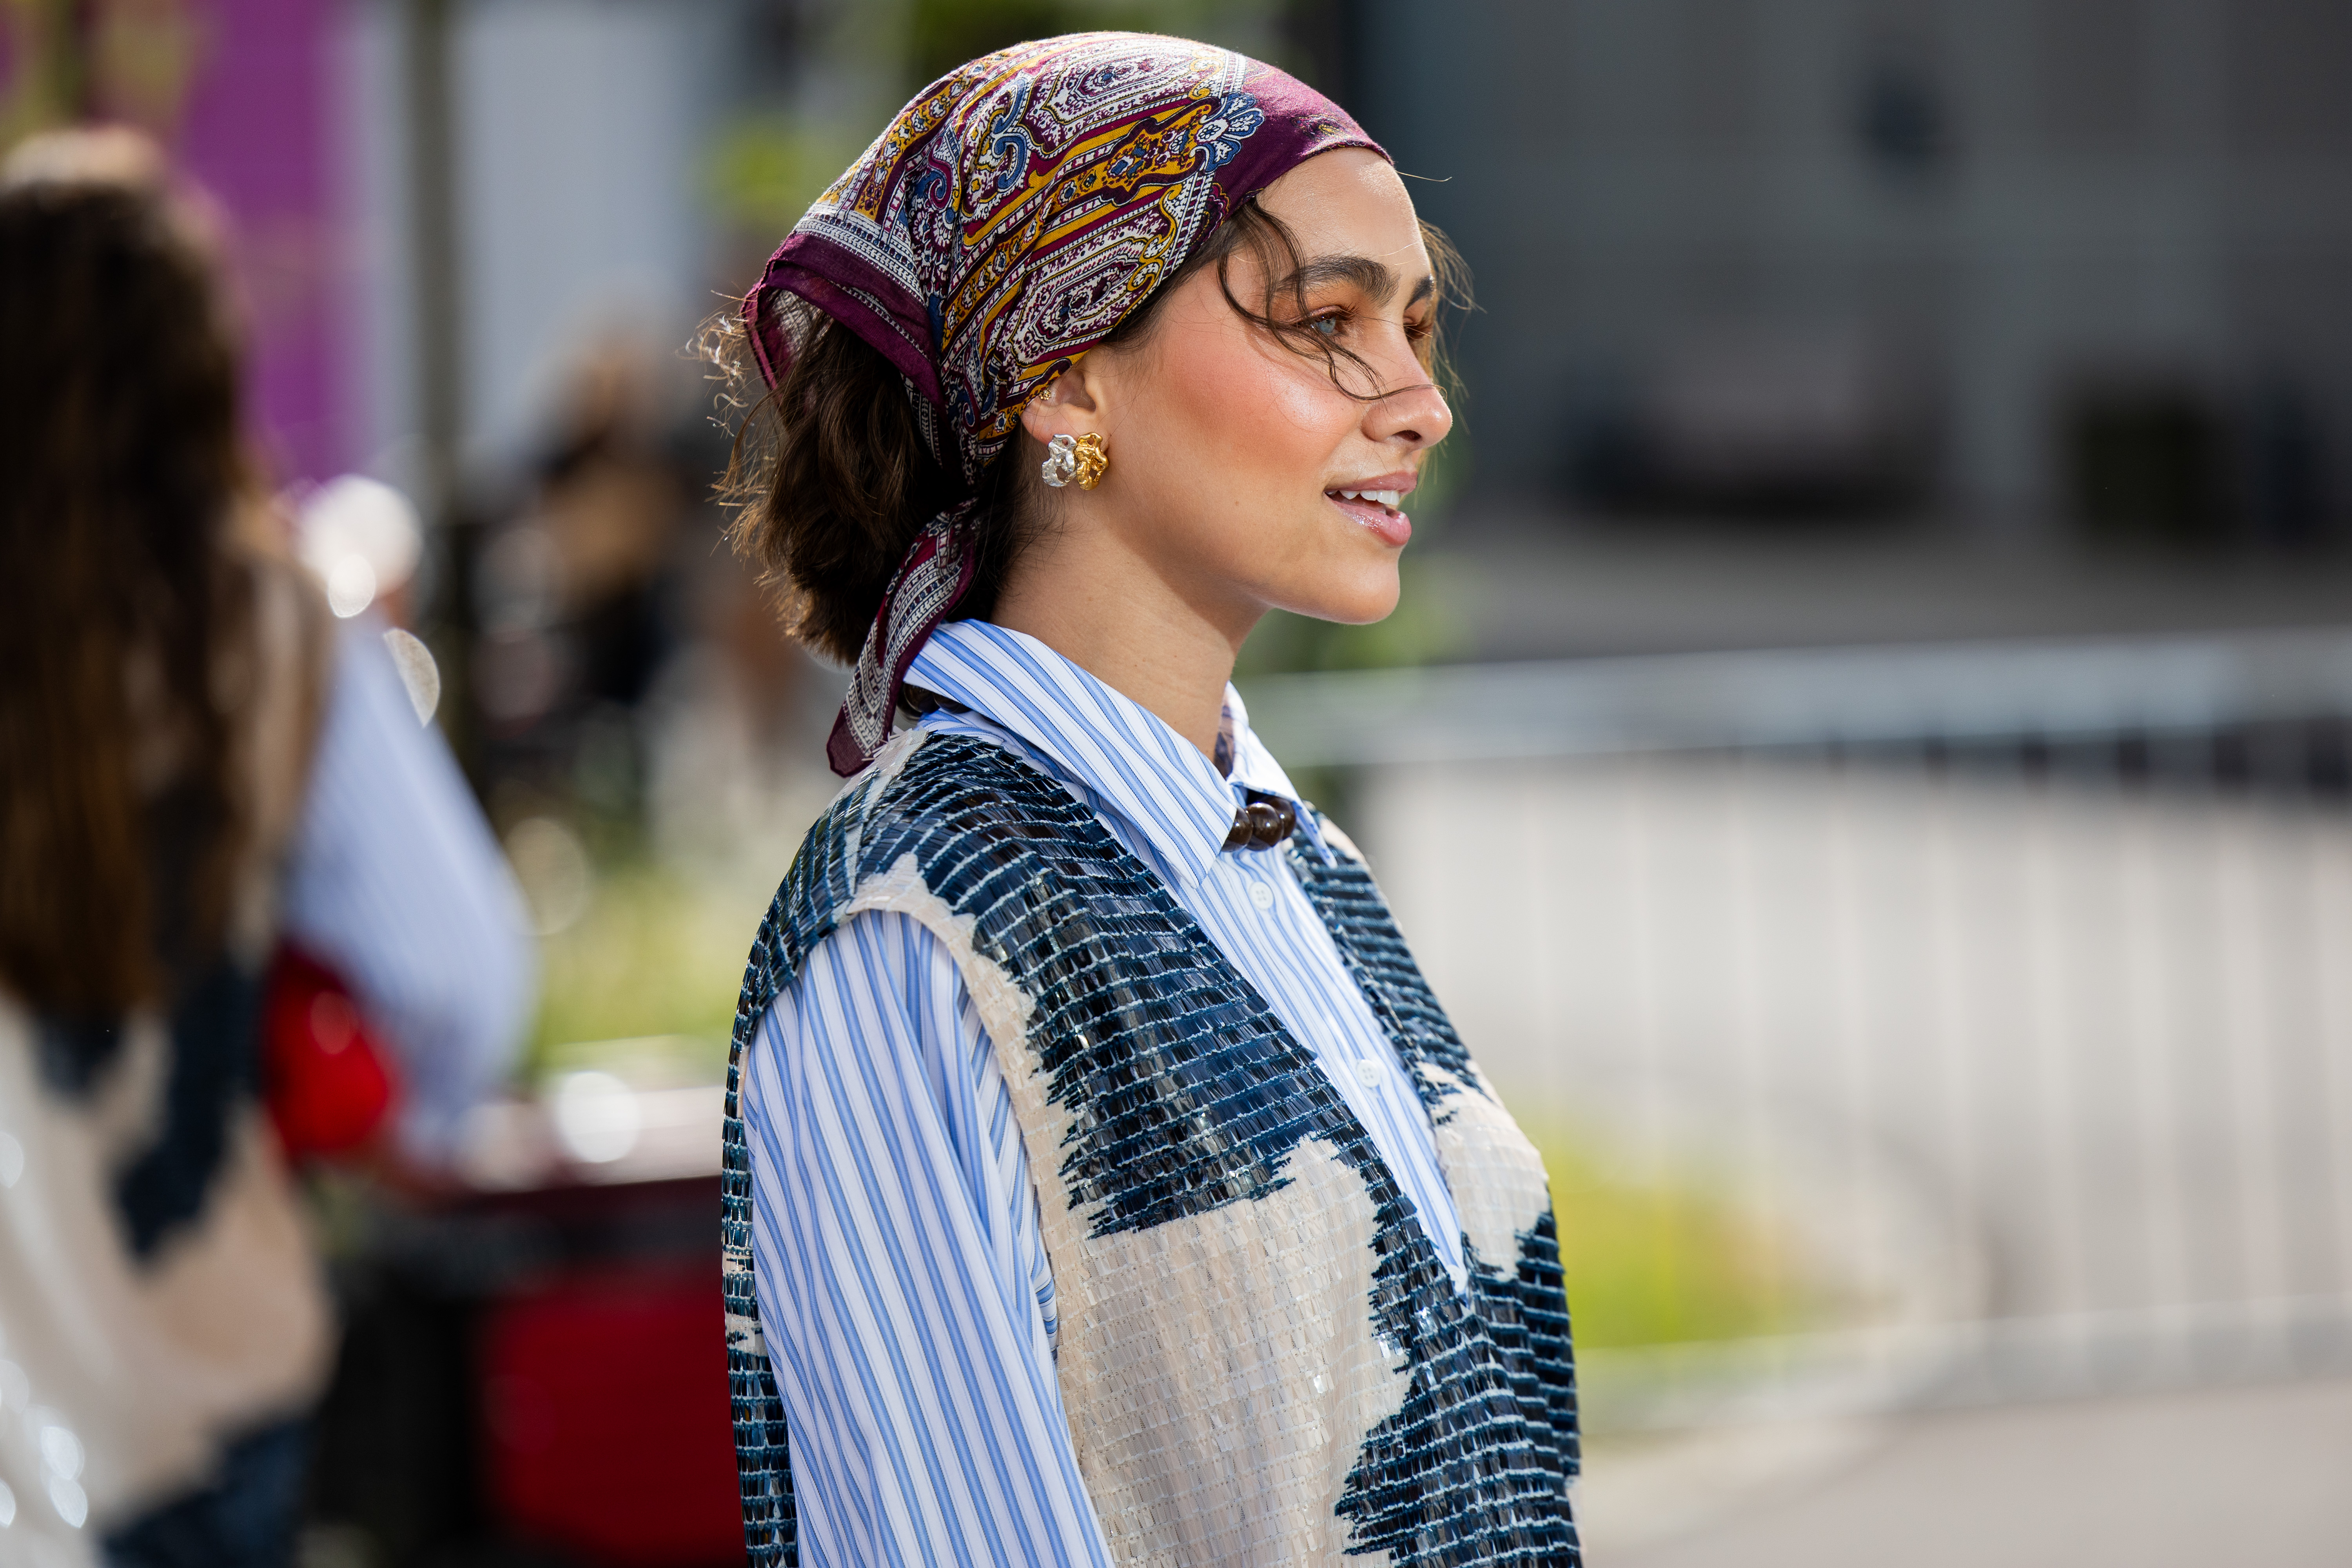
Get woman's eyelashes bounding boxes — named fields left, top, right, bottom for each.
left=1301, top=305, right=1431, bottom=346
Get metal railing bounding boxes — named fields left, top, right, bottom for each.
left=1243, top=627, right=2352, bottom=1426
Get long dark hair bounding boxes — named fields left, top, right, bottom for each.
left=709, top=199, right=1468, bottom=666
left=0, top=132, right=260, bottom=1015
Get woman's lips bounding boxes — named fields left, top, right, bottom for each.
left=1325, top=490, right=1413, bottom=547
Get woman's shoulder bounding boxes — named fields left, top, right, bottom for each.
left=747, top=729, right=1116, bottom=1011
left=803, top=729, right=1098, bottom=876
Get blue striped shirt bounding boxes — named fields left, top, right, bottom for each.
left=740, top=620, right=1465, bottom=1568
left=279, top=617, right=535, bottom=1158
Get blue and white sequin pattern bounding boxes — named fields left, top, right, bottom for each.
left=721, top=732, right=1577, bottom=1566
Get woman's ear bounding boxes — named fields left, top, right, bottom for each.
left=1020, top=359, right=1106, bottom=443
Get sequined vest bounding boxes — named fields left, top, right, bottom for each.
left=721, top=731, right=1580, bottom=1566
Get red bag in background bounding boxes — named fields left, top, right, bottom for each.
left=262, top=945, right=398, bottom=1160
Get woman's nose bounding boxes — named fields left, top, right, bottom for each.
left=1366, top=351, right=1453, bottom=449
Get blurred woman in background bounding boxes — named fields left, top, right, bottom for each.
left=0, top=129, right=532, bottom=1566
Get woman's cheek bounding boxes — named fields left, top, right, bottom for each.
left=1163, top=327, right=1351, bottom=482
left=1249, top=350, right=1363, bottom=456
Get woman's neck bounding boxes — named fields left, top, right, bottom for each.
left=989, top=528, right=1251, bottom=762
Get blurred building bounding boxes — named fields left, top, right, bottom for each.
left=17, top=0, right=2345, bottom=548
left=338, top=0, right=741, bottom=480
left=1354, top=0, right=2352, bottom=545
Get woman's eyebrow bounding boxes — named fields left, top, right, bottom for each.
left=1291, top=255, right=1437, bottom=308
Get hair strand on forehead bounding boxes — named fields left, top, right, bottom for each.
left=1167, top=199, right=1469, bottom=408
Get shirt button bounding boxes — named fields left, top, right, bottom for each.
left=1249, top=881, right=1274, bottom=912
left=1354, top=1058, right=1385, bottom=1087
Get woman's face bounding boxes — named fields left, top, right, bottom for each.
left=1023, top=148, right=1451, bottom=643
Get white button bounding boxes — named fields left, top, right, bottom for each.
left=1249, top=881, right=1274, bottom=911
left=1354, top=1058, right=1385, bottom=1087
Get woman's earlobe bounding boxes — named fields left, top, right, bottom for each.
left=1019, top=397, right=1062, bottom=443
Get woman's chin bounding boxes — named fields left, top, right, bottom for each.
left=1285, top=571, right=1402, bottom=628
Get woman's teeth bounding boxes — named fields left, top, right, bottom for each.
left=1330, top=488, right=1401, bottom=508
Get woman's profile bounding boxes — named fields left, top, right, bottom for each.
left=715, top=34, right=1577, bottom=1566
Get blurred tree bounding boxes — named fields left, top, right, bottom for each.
left=908, top=0, right=1286, bottom=87
left=0, top=0, right=80, bottom=149
left=86, top=0, right=205, bottom=135
left=0, top=0, right=214, bottom=155
left=706, top=112, right=867, bottom=241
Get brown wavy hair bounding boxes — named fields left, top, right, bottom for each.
left=0, top=132, right=261, bottom=1015
left=710, top=199, right=1466, bottom=665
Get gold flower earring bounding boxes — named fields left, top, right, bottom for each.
left=1040, top=432, right=1108, bottom=490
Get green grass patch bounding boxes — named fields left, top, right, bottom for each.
left=1521, top=1122, right=1815, bottom=1348
left=528, top=860, right=769, bottom=1083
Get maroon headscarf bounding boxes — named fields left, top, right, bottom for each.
left=741, top=32, right=1383, bottom=774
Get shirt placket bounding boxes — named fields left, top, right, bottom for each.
left=1251, top=856, right=1399, bottom=1082
left=1227, top=851, right=1434, bottom=1180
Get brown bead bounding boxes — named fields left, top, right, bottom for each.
left=1224, top=795, right=1297, bottom=852
left=1245, top=799, right=1293, bottom=848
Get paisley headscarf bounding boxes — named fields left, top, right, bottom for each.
left=741, top=32, right=1383, bottom=775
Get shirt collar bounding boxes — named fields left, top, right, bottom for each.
left=1220, top=684, right=1299, bottom=801
left=909, top=620, right=1290, bottom=890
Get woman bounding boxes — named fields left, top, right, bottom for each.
left=719, top=34, right=1577, bottom=1567
left=0, top=130, right=531, bottom=1565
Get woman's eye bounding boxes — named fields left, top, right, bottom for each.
left=1308, top=313, right=1345, bottom=338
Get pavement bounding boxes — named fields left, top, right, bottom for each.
left=1586, top=1375, right=2352, bottom=1568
